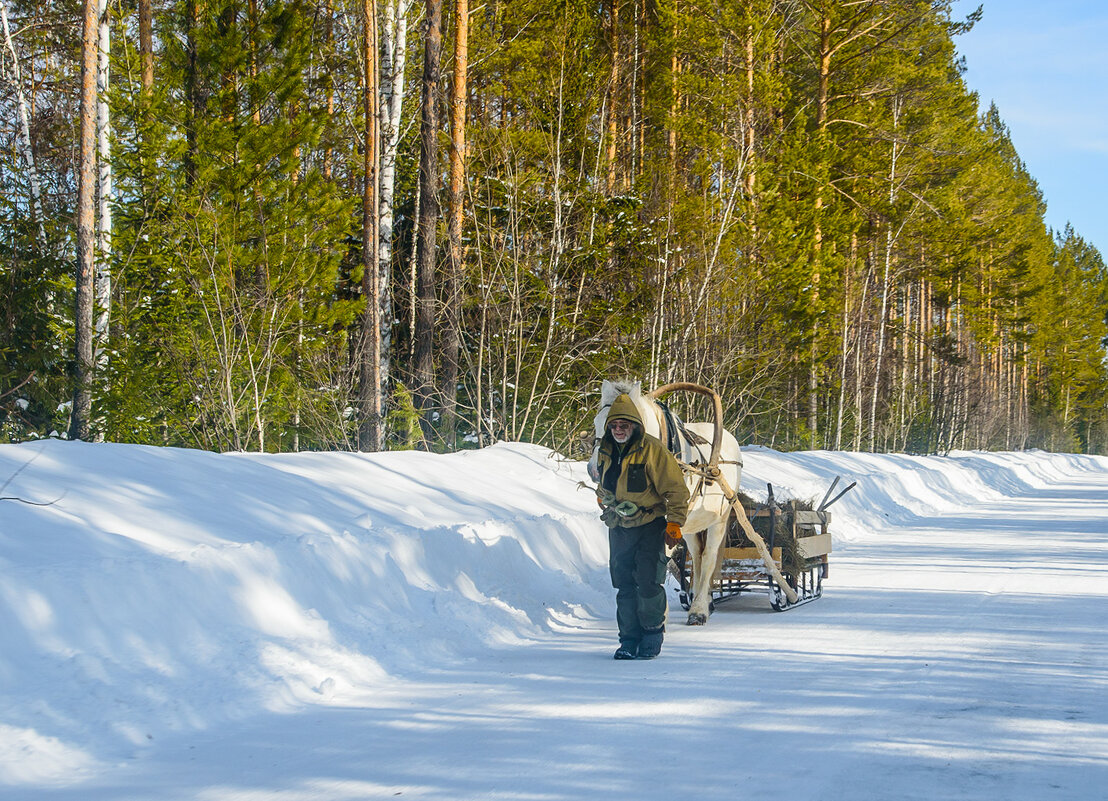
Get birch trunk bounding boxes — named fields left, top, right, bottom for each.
left=1, top=3, right=46, bottom=248
left=378, top=0, right=410, bottom=403
left=96, top=0, right=112, bottom=361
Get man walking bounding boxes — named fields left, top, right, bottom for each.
left=594, top=393, right=690, bottom=659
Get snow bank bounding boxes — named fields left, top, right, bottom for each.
left=0, top=440, right=608, bottom=781
left=740, top=447, right=1108, bottom=541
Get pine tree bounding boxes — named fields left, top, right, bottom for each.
left=70, top=0, right=100, bottom=441
left=106, top=0, right=358, bottom=451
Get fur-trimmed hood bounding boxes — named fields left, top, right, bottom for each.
left=606, top=393, right=644, bottom=427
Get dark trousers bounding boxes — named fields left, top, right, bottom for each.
left=608, top=517, right=668, bottom=645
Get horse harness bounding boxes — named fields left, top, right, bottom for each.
left=656, top=400, right=740, bottom=502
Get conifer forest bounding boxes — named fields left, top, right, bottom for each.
left=1, top=0, right=1106, bottom=455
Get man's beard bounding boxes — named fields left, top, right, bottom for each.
left=611, top=428, right=634, bottom=444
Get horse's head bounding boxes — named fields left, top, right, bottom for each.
left=586, top=379, right=643, bottom=482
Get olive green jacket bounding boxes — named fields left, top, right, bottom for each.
left=595, top=394, right=690, bottom=528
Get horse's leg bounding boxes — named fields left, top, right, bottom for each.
left=683, top=532, right=706, bottom=625
left=687, top=516, right=727, bottom=625
left=682, top=531, right=709, bottom=624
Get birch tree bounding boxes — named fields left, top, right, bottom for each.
left=378, top=0, right=411, bottom=406
left=0, top=2, right=46, bottom=249
left=95, top=0, right=112, bottom=364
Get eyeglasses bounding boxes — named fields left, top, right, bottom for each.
left=608, top=420, right=634, bottom=431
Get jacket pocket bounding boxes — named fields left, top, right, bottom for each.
left=626, top=464, right=647, bottom=493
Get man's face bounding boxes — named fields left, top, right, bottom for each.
left=608, top=418, right=635, bottom=444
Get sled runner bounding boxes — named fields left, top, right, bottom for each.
left=670, top=480, right=846, bottom=612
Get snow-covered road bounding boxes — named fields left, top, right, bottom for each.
left=3, top=443, right=1107, bottom=800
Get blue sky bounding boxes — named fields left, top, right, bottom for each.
left=952, top=0, right=1108, bottom=255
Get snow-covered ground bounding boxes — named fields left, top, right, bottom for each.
left=2, top=439, right=1107, bottom=800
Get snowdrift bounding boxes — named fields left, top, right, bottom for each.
left=0, top=441, right=611, bottom=779
left=1, top=439, right=1105, bottom=789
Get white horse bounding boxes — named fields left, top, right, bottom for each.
left=587, top=379, right=743, bottom=625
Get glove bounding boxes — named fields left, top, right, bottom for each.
left=665, top=521, right=682, bottom=547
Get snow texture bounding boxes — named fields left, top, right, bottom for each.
left=1, top=439, right=1106, bottom=799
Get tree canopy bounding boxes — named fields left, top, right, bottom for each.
left=1, top=0, right=1105, bottom=455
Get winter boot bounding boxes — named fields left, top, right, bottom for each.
left=613, top=642, right=638, bottom=660
left=636, top=627, right=664, bottom=659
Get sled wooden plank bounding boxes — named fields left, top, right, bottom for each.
left=793, top=510, right=830, bottom=526
left=797, top=532, right=832, bottom=559
left=721, top=546, right=782, bottom=561
left=690, top=547, right=782, bottom=582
